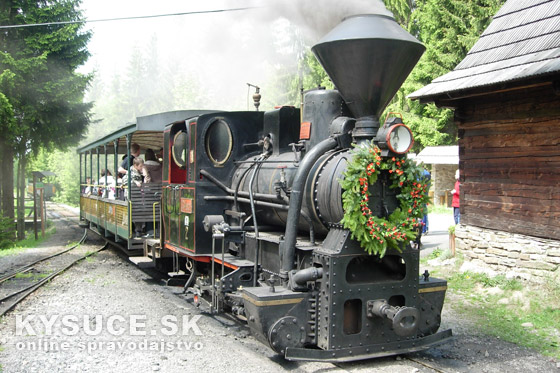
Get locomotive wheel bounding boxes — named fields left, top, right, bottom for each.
left=267, top=316, right=306, bottom=354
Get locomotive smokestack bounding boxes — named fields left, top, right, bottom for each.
left=311, top=13, right=425, bottom=140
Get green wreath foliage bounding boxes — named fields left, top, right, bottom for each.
left=340, top=140, right=430, bottom=257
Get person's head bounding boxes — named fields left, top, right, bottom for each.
left=100, top=169, right=112, bottom=177
left=133, top=157, right=144, bottom=171
left=145, top=148, right=157, bottom=162
left=455, top=169, right=460, bottom=180
left=131, top=143, right=141, bottom=157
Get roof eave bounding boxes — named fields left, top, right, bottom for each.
left=410, top=73, right=560, bottom=107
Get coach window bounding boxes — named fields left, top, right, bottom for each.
left=205, top=119, right=233, bottom=166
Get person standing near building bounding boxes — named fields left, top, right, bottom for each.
left=421, top=167, right=431, bottom=234
left=451, top=169, right=460, bottom=224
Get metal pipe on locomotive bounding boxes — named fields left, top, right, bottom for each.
left=160, top=12, right=451, bottom=362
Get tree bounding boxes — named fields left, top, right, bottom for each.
left=28, top=147, right=81, bottom=206
left=0, top=91, right=16, bottom=242
left=385, top=0, right=505, bottom=150
left=0, top=0, right=92, bottom=239
left=291, top=1, right=504, bottom=150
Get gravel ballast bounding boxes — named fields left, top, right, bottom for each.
left=0, top=208, right=558, bottom=372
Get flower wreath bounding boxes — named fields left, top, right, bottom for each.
left=340, top=140, right=430, bottom=257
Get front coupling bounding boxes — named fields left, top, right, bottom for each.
left=367, top=299, right=420, bottom=337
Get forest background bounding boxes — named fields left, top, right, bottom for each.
left=0, top=0, right=505, bottom=245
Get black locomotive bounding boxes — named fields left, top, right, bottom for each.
left=152, top=12, right=452, bottom=362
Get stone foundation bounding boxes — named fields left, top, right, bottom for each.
left=455, top=224, right=560, bottom=281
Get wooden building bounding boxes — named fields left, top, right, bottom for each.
left=409, top=0, right=560, bottom=280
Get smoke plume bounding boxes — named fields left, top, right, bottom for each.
left=257, top=0, right=393, bottom=43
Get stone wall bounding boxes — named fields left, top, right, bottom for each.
left=431, top=164, right=456, bottom=207
left=455, top=224, right=560, bottom=281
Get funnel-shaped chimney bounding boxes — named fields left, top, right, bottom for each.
left=312, top=14, right=425, bottom=122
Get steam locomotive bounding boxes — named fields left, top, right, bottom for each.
left=158, top=13, right=451, bottom=361
left=80, top=10, right=451, bottom=362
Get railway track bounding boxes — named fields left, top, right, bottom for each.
left=403, top=356, right=451, bottom=373
left=45, top=201, right=80, bottom=223
left=0, top=231, right=107, bottom=317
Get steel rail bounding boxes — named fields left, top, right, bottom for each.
left=0, top=229, right=88, bottom=285
left=0, top=243, right=108, bottom=317
left=404, top=356, right=451, bottom=373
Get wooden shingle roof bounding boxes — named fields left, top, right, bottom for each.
left=409, top=0, right=560, bottom=101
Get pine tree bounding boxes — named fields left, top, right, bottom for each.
left=0, top=0, right=91, bottom=239
left=385, top=0, right=505, bottom=150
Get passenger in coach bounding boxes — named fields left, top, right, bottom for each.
left=142, top=149, right=162, bottom=183
left=94, top=169, right=115, bottom=198
left=122, top=157, right=144, bottom=188
left=118, top=142, right=141, bottom=178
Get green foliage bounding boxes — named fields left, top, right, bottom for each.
left=448, top=224, right=456, bottom=235
left=27, top=147, right=80, bottom=206
left=0, top=225, right=54, bottom=257
left=14, top=271, right=49, bottom=279
left=384, top=0, right=414, bottom=26
left=384, top=0, right=506, bottom=150
left=427, top=248, right=443, bottom=260
left=446, top=271, right=559, bottom=358
left=83, top=37, right=217, bottom=144
left=301, top=51, right=334, bottom=91
left=0, top=213, right=15, bottom=249
left=1, top=0, right=92, bottom=232
left=1, top=0, right=92, bottom=152
left=450, top=272, right=523, bottom=291
left=287, top=0, right=506, bottom=151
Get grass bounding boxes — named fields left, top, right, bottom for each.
left=421, top=247, right=456, bottom=264
left=0, top=226, right=56, bottom=258
left=13, top=271, right=50, bottom=280
left=84, top=251, right=97, bottom=263
left=432, top=255, right=560, bottom=359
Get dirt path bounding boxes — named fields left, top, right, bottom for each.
left=0, top=204, right=557, bottom=372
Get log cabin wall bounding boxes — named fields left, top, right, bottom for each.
left=455, top=83, right=560, bottom=241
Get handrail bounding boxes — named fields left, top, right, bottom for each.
left=128, top=200, right=132, bottom=238
left=153, top=202, right=160, bottom=240
left=80, top=183, right=128, bottom=189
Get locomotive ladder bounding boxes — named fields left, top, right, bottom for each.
left=210, top=227, right=226, bottom=313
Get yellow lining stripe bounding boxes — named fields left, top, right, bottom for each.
left=419, top=286, right=447, bottom=293
left=242, top=293, right=303, bottom=307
